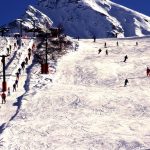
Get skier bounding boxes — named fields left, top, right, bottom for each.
left=117, top=41, right=119, bottom=46
left=9, top=45, right=12, bottom=51
left=32, top=43, right=35, bottom=50
left=98, top=49, right=102, bottom=54
left=1, top=92, right=6, bottom=104
left=146, top=67, right=150, bottom=76
left=106, top=49, right=108, bottom=55
left=17, top=39, right=21, bottom=48
left=15, top=79, right=18, bottom=87
left=16, top=39, right=19, bottom=46
left=93, top=35, right=96, bottom=42
left=9, top=45, right=12, bottom=54
left=18, top=68, right=21, bottom=75
left=136, top=42, right=138, bottom=46
left=123, top=55, right=128, bottom=62
left=7, top=87, right=10, bottom=96
left=21, top=61, right=25, bottom=70
left=25, top=57, right=28, bottom=64
left=28, top=52, right=31, bottom=60
left=16, top=72, right=20, bottom=80
left=13, top=83, right=16, bottom=92
left=7, top=47, right=10, bottom=54
left=28, top=48, right=31, bottom=53
left=14, top=42, right=17, bottom=49
left=124, top=79, right=129, bottom=87
left=77, top=36, right=79, bottom=41
left=104, top=42, right=107, bottom=48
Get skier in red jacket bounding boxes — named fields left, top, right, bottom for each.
left=147, top=67, right=150, bottom=76
left=1, top=92, right=6, bottom=104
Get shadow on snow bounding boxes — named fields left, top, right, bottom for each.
left=10, top=59, right=35, bottom=121
left=5, top=50, right=17, bottom=70
left=0, top=58, right=35, bottom=135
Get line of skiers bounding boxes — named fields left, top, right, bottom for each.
left=1, top=41, right=24, bottom=104
left=13, top=67, right=23, bottom=92
left=1, top=46, right=33, bottom=104
left=12, top=48, right=32, bottom=93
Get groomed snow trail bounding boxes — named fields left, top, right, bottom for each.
left=1, top=37, right=150, bottom=150
left=0, top=38, right=34, bottom=134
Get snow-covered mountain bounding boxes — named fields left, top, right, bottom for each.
left=34, top=0, right=150, bottom=38
left=7, top=5, right=53, bottom=35
left=4, top=0, right=150, bottom=38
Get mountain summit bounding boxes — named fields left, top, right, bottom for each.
left=7, top=5, right=52, bottom=35
left=5, top=0, right=150, bottom=38
left=35, top=0, right=150, bottom=38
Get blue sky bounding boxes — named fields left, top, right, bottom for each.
left=0, top=0, right=36, bottom=26
left=111, top=0, right=150, bottom=16
left=0, top=0, right=150, bottom=26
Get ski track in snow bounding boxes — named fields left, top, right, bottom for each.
left=1, top=36, right=150, bottom=149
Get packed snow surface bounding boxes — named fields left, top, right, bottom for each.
left=1, top=36, right=150, bottom=149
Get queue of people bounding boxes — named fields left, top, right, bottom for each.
left=1, top=44, right=34, bottom=104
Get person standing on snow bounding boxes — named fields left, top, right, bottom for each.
left=28, top=52, right=31, bottom=60
left=123, top=55, right=128, bottom=62
left=13, top=83, right=16, bottom=92
left=16, top=72, right=20, bottom=80
left=98, top=49, right=102, bottom=54
left=15, top=79, right=19, bottom=87
left=124, top=79, right=129, bottom=87
left=106, top=49, right=108, bottom=55
left=7, top=87, right=10, bottom=96
left=1, top=92, right=6, bottom=104
left=18, top=68, right=21, bottom=75
left=9, top=45, right=12, bottom=53
left=146, top=67, right=150, bottom=76
left=21, top=61, right=25, bottom=70
left=93, top=35, right=96, bottom=42
left=14, top=43, right=17, bottom=49
left=7, top=48, right=10, bottom=55
left=117, top=41, right=119, bottom=46
left=32, top=44, right=35, bottom=50
left=25, top=57, right=28, bottom=65
left=28, top=48, right=31, bottom=53
left=104, top=42, right=107, bottom=48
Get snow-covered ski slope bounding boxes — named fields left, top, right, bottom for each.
left=1, top=36, right=150, bottom=149
left=36, top=0, right=150, bottom=38
left=0, top=37, right=34, bottom=124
